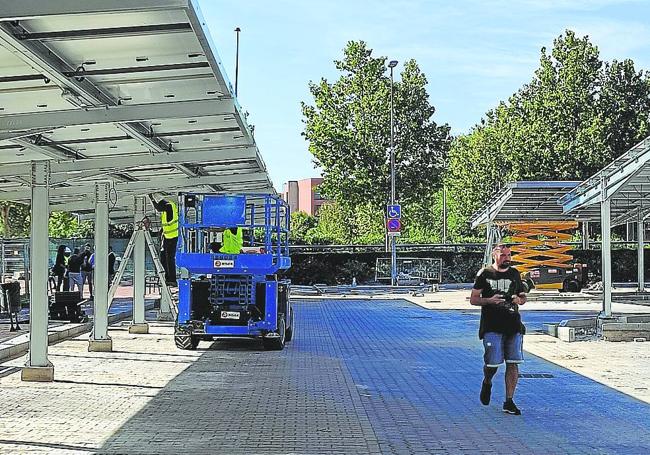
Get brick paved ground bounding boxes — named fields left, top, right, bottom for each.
left=0, top=298, right=649, bottom=454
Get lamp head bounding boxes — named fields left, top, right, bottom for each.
left=388, top=60, right=398, bottom=68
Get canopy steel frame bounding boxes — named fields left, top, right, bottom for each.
left=0, top=0, right=274, bottom=381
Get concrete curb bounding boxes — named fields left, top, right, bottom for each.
left=0, top=302, right=156, bottom=363
left=602, top=322, right=650, bottom=342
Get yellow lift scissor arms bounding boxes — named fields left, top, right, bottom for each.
left=496, top=221, right=578, bottom=272
left=494, top=221, right=587, bottom=292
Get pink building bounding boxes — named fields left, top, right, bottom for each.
left=281, top=178, right=327, bottom=216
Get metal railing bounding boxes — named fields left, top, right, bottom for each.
left=289, top=240, right=649, bottom=255
left=289, top=243, right=486, bottom=254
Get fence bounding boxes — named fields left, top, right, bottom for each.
left=1, top=237, right=161, bottom=282
left=375, top=257, right=443, bottom=284
left=0, top=239, right=29, bottom=280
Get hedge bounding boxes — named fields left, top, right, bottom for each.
left=283, top=248, right=650, bottom=285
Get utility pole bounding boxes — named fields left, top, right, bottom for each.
left=388, top=60, right=398, bottom=286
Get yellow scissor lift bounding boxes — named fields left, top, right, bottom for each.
left=497, top=221, right=588, bottom=292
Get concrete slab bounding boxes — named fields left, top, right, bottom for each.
left=128, top=323, right=149, bottom=334
left=21, top=363, right=54, bottom=382
left=558, top=326, right=576, bottom=342
left=603, top=323, right=650, bottom=342
left=543, top=323, right=558, bottom=337
left=88, top=338, right=112, bottom=352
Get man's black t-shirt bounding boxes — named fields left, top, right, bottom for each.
left=67, top=254, right=84, bottom=273
left=473, top=265, right=525, bottom=339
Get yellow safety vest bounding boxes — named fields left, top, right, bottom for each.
left=161, top=201, right=179, bottom=239
left=219, top=227, right=243, bottom=254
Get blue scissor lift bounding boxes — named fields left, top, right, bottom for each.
left=174, top=193, right=292, bottom=350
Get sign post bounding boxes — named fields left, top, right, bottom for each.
left=387, top=204, right=401, bottom=285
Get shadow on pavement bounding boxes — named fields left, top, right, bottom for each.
left=96, top=299, right=650, bottom=455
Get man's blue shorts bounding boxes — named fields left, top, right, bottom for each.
left=483, top=332, right=524, bottom=367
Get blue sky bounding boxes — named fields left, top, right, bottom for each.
left=197, top=0, right=650, bottom=190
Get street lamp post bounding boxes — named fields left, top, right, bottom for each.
left=234, top=27, right=241, bottom=97
left=388, top=60, right=398, bottom=286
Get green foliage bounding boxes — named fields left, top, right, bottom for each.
left=0, top=202, right=30, bottom=238
left=49, top=212, right=94, bottom=238
left=290, top=211, right=319, bottom=244
left=1, top=204, right=95, bottom=239
left=311, top=202, right=353, bottom=244
left=302, top=40, right=451, bottom=243
left=446, top=30, right=650, bottom=240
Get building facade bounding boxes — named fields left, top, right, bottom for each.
left=281, top=177, right=326, bottom=216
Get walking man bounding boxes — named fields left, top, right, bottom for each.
left=470, top=244, right=527, bottom=415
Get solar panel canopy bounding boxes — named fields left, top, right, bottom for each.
left=0, top=0, right=273, bottom=223
left=560, top=136, right=650, bottom=226
left=469, top=181, right=601, bottom=229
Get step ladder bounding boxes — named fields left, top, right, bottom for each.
left=144, top=230, right=176, bottom=319
left=108, top=229, right=176, bottom=319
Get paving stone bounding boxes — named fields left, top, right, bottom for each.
left=0, top=299, right=649, bottom=454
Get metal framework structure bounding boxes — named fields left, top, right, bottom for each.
left=0, top=0, right=275, bottom=381
left=469, top=181, right=599, bottom=229
left=470, top=181, right=600, bottom=268
left=561, top=136, right=650, bottom=317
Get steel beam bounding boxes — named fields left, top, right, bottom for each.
left=581, top=221, right=589, bottom=250
left=0, top=0, right=190, bottom=20
left=20, top=23, right=193, bottom=41
left=1, top=172, right=269, bottom=202
left=89, top=181, right=112, bottom=352
left=0, top=146, right=258, bottom=179
left=0, top=99, right=234, bottom=134
left=639, top=219, right=645, bottom=292
left=601, top=197, right=612, bottom=317
left=22, top=161, right=53, bottom=382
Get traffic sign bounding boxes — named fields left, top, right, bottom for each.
left=387, top=218, right=401, bottom=236
left=387, top=204, right=401, bottom=219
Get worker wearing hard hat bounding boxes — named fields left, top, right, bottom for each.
left=149, top=194, right=179, bottom=286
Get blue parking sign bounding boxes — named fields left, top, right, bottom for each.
left=387, top=204, right=401, bottom=219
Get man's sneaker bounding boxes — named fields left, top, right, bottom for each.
left=503, top=399, right=521, bottom=415
left=480, top=381, right=492, bottom=405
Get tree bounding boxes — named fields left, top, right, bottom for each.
left=446, top=30, right=650, bottom=240
left=0, top=202, right=30, bottom=238
left=290, top=211, right=319, bottom=244
left=49, top=212, right=94, bottom=238
left=310, top=202, right=354, bottom=244
left=302, top=41, right=451, bottom=242
left=0, top=201, right=95, bottom=239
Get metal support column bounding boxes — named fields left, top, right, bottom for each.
left=638, top=219, right=645, bottom=292
left=22, top=161, right=53, bottom=382
left=130, top=196, right=149, bottom=334
left=627, top=222, right=634, bottom=242
left=601, top=198, right=612, bottom=317
left=442, top=185, right=447, bottom=244
left=581, top=221, right=589, bottom=250
left=89, top=182, right=112, bottom=352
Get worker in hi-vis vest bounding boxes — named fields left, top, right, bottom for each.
left=220, top=227, right=243, bottom=254
left=149, top=194, right=179, bottom=285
